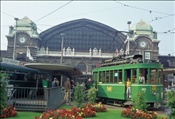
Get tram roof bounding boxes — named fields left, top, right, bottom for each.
left=0, top=62, right=39, bottom=72
left=25, top=63, right=83, bottom=77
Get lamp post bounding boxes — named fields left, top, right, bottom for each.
left=60, top=33, right=65, bottom=64
left=13, top=17, right=19, bottom=60
left=127, top=21, right=131, bottom=55
left=60, top=33, right=65, bottom=87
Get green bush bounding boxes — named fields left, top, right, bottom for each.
left=132, top=91, right=149, bottom=112
left=166, top=90, right=175, bottom=118
left=73, top=82, right=85, bottom=108
left=87, top=87, right=96, bottom=105
left=0, top=71, right=9, bottom=111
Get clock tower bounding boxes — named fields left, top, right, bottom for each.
left=6, top=16, right=40, bottom=62
left=125, top=20, right=159, bottom=61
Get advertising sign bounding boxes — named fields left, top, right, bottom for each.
left=145, top=52, right=150, bottom=60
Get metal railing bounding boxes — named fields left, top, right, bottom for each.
left=6, top=87, right=64, bottom=111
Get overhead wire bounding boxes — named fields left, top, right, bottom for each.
left=1, top=1, right=73, bottom=32
left=1, top=11, right=15, bottom=18
left=147, top=14, right=174, bottom=23
left=157, top=28, right=175, bottom=34
left=1, top=11, right=43, bottom=32
left=113, top=1, right=174, bottom=34
left=1, top=1, right=174, bottom=34
left=113, top=1, right=173, bottom=15
left=35, top=0, right=73, bottom=22
left=39, top=5, right=124, bottom=23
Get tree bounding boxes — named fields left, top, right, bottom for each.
left=87, top=87, right=96, bottom=105
left=0, top=71, right=9, bottom=111
left=132, top=91, right=149, bottom=112
left=73, top=82, right=85, bottom=108
left=166, top=90, right=175, bottom=119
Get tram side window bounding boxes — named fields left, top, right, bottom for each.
left=100, top=71, right=105, bottom=83
left=158, top=69, right=162, bottom=84
left=114, top=70, right=118, bottom=83
left=132, top=69, right=136, bottom=83
left=139, top=69, right=147, bottom=84
left=118, top=70, right=122, bottom=83
left=99, top=72, right=102, bottom=83
left=106, top=71, right=109, bottom=83
left=126, top=69, right=131, bottom=80
left=109, top=70, right=113, bottom=83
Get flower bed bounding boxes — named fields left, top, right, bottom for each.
left=121, top=107, right=157, bottom=119
left=0, top=105, right=17, bottom=118
left=35, top=102, right=106, bottom=119
left=83, top=102, right=107, bottom=112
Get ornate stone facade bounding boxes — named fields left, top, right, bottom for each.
left=5, top=18, right=160, bottom=74
left=124, top=20, right=159, bottom=61
left=6, top=16, right=40, bottom=61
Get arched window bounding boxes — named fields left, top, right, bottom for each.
left=77, top=62, right=86, bottom=72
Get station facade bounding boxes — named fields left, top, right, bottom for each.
left=5, top=16, right=166, bottom=75
left=4, top=17, right=175, bottom=85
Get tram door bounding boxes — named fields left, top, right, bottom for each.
left=93, top=72, right=98, bottom=89
left=125, top=69, right=131, bottom=99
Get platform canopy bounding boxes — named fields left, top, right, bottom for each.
left=0, top=62, right=38, bottom=72
left=162, top=68, right=175, bottom=74
left=25, top=63, right=83, bottom=77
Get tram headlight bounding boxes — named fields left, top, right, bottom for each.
left=154, top=102, right=161, bottom=108
left=152, top=91, right=156, bottom=96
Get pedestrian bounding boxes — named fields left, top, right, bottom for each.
left=52, top=77, right=58, bottom=87
left=139, top=73, right=145, bottom=84
left=55, top=78, right=59, bottom=87
left=126, top=78, right=131, bottom=99
left=64, top=78, right=71, bottom=104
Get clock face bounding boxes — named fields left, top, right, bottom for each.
left=136, top=36, right=150, bottom=49
left=17, top=34, right=29, bottom=45
left=140, top=41, right=146, bottom=48
left=19, top=37, right=26, bottom=43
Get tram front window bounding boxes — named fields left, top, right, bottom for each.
left=150, top=69, right=162, bottom=84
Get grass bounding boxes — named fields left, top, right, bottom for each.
left=6, top=105, right=168, bottom=119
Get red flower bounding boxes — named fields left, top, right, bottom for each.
left=35, top=103, right=107, bottom=119
left=121, top=108, right=157, bottom=119
left=0, top=105, right=17, bottom=118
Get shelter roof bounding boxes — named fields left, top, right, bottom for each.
left=0, top=62, right=38, bottom=72
left=25, top=63, right=83, bottom=77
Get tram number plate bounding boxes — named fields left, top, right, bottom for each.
left=107, top=86, right=112, bottom=91
left=152, top=86, right=156, bottom=90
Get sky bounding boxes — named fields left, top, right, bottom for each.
left=1, top=1, right=175, bottom=56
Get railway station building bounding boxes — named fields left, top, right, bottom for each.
left=2, top=16, right=175, bottom=84
left=0, top=16, right=174, bottom=111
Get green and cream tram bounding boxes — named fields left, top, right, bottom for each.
left=92, top=54, right=163, bottom=108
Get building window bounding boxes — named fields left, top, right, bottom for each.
left=77, top=62, right=86, bottom=72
